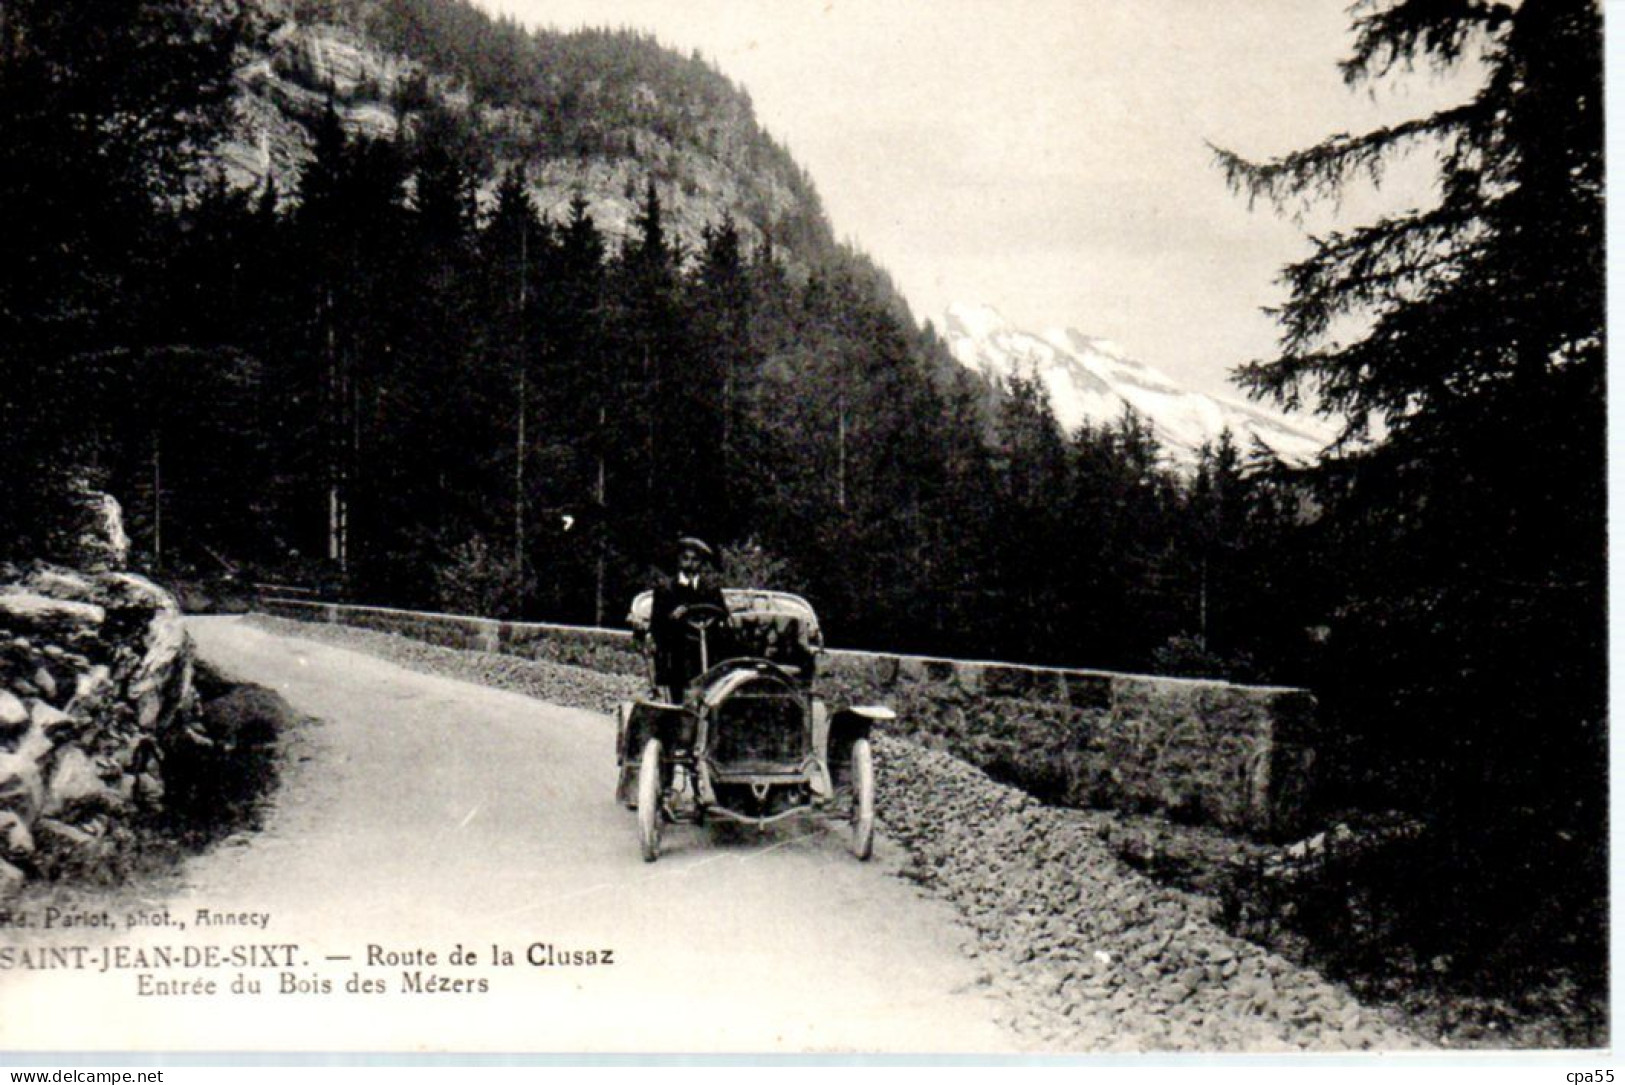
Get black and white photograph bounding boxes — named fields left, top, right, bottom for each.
left=0, top=0, right=1607, bottom=1061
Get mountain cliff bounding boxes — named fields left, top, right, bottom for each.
left=942, top=303, right=1334, bottom=467
left=221, top=0, right=836, bottom=271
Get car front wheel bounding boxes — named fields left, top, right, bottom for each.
left=849, top=736, right=875, bottom=860
left=637, top=737, right=663, bottom=862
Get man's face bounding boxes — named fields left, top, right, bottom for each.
left=679, top=549, right=703, bottom=577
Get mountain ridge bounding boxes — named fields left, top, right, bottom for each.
left=943, top=302, right=1334, bottom=468
left=219, top=0, right=836, bottom=275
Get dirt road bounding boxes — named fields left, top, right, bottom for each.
left=0, top=617, right=1016, bottom=1054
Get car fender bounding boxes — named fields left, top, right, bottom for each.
left=828, top=705, right=893, bottom=787
left=621, top=701, right=696, bottom=762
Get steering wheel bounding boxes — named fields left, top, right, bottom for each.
left=675, top=602, right=729, bottom=632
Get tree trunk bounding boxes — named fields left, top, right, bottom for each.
left=515, top=366, right=526, bottom=574
left=151, top=432, right=162, bottom=570
left=595, top=404, right=608, bottom=628
left=323, top=286, right=347, bottom=573
left=513, top=222, right=528, bottom=579
left=1198, top=555, right=1209, bottom=652
left=836, top=390, right=848, bottom=511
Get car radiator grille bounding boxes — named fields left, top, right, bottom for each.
left=709, top=688, right=805, bottom=767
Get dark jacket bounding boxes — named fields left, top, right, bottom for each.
left=650, top=573, right=727, bottom=696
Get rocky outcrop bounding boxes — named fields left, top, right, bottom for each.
left=220, top=11, right=817, bottom=269
left=0, top=563, right=195, bottom=891
left=58, top=490, right=132, bottom=572
left=27, top=485, right=133, bottom=574
left=223, top=18, right=413, bottom=193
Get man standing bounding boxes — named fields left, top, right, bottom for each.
left=650, top=536, right=727, bottom=699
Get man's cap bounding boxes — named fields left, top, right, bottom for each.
left=676, top=536, right=716, bottom=563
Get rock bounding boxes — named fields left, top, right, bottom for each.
left=0, top=560, right=197, bottom=893
left=99, top=572, right=180, bottom=617
left=0, top=690, right=27, bottom=734
left=18, top=567, right=99, bottom=604
left=43, top=747, right=123, bottom=818
left=9, top=720, right=51, bottom=764
left=129, top=612, right=189, bottom=730
left=29, top=700, right=76, bottom=745
left=0, top=753, right=45, bottom=821
left=67, top=665, right=113, bottom=716
left=32, top=816, right=98, bottom=851
left=0, top=590, right=105, bottom=640
left=0, top=810, right=33, bottom=858
left=68, top=490, right=131, bottom=571
left=1152, top=979, right=1184, bottom=1003
left=133, top=771, right=165, bottom=805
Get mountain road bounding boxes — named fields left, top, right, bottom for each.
left=0, top=616, right=1018, bottom=1054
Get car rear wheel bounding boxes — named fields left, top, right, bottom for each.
left=849, top=737, right=875, bottom=860
left=637, top=737, right=663, bottom=862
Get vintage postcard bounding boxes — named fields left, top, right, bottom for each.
left=0, top=0, right=1607, bottom=1061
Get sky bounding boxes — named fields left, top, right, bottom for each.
left=474, top=0, right=1477, bottom=399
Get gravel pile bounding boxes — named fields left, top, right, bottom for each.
left=242, top=614, right=644, bottom=714
left=243, top=613, right=1421, bottom=1052
left=871, top=735, right=1424, bottom=1052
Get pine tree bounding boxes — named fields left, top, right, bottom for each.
left=608, top=179, right=692, bottom=567
left=385, top=103, right=490, bottom=602
left=481, top=166, right=545, bottom=599
left=694, top=214, right=754, bottom=536
left=112, top=182, right=277, bottom=573
left=1187, top=430, right=1247, bottom=656
left=0, top=0, right=239, bottom=558
left=545, top=194, right=610, bottom=622
left=987, top=372, right=1070, bottom=661
left=287, top=106, right=410, bottom=591
left=1215, top=0, right=1604, bottom=969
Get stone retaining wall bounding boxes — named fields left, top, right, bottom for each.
left=820, top=651, right=1317, bottom=840
left=261, top=599, right=1318, bottom=839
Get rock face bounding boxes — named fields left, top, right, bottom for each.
left=0, top=563, right=195, bottom=890
left=30, top=486, right=133, bottom=575
left=224, top=19, right=412, bottom=193
left=220, top=8, right=824, bottom=275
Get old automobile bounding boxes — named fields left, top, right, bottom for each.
left=615, top=588, right=890, bottom=862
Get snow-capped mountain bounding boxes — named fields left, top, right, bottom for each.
left=943, top=303, right=1335, bottom=469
